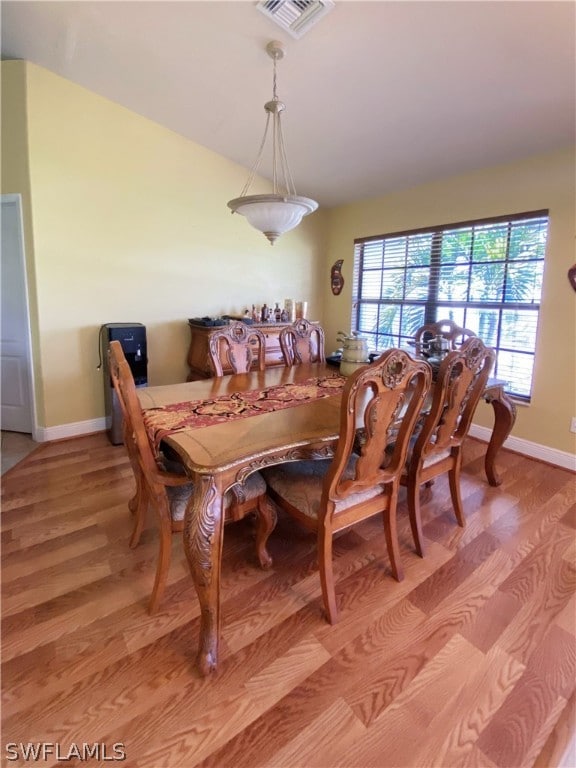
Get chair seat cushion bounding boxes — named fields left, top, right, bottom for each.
left=165, top=467, right=266, bottom=522
left=262, top=456, right=383, bottom=519
left=228, top=470, right=267, bottom=503
left=422, top=448, right=452, bottom=468
left=166, top=483, right=193, bottom=522
left=404, top=438, right=452, bottom=470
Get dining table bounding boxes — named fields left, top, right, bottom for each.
left=137, top=361, right=515, bottom=676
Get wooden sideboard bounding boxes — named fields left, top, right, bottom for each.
left=187, top=321, right=292, bottom=380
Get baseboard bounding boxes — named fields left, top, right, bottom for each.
left=468, top=424, right=576, bottom=472
left=35, top=417, right=575, bottom=472
left=35, top=417, right=107, bottom=443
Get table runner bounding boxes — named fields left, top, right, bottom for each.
left=143, top=374, right=347, bottom=448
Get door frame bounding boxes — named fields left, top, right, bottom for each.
left=1, top=193, right=38, bottom=439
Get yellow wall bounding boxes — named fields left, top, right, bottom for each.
left=2, top=61, right=328, bottom=427
left=1, top=61, right=46, bottom=424
left=3, top=60, right=575, bottom=457
left=323, top=147, right=576, bottom=454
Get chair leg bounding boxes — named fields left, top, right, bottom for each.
left=383, top=489, right=404, bottom=582
left=406, top=473, right=425, bottom=558
left=254, top=495, right=277, bottom=569
left=128, top=490, right=139, bottom=515
left=148, top=498, right=173, bottom=615
left=318, top=526, right=338, bottom=624
left=448, top=454, right=465, bottom=527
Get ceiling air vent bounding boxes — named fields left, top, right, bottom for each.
left=257, top=0, right=335, bottom=39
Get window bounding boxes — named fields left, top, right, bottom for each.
left=352, top=210, right=549, bottom=400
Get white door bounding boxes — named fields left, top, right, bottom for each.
left=1, top=195, right=34, bottom=433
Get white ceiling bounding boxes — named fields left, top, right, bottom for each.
left=2, top=1, right=575, bottom=208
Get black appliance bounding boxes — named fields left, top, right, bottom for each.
left=99, top=323, right=147, bottom=445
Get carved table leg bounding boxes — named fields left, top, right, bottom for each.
left=483, top=385, right=517, bottom=487
left=183, top=473, right=225, bottom=676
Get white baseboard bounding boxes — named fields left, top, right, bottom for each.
left=468, top=424, right=576, bottom=472
left=34, top=417, right=576, bottom=472
left=35, top=417, right=107, bottom=443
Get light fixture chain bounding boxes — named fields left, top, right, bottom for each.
left=270, top=48, right=294, bottom=196
left=271, top=113, right=279, bottom=194
left=276, top=119, right=297, bottom=197
left=239, top=112, right=272, bottom=198
left=227, top=40, right=318, bottom=245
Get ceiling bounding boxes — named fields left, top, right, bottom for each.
left=2, top=1, right=574, bottom=208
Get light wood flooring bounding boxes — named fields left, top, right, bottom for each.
left=1, top=433, right=575, bottom=767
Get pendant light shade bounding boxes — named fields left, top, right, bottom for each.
left=227, top=41, right=318, bottom=245
left=227, top=194, right=318, bottom=245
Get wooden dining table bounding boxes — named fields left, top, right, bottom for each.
left=137, top=361, right=515, bottom=676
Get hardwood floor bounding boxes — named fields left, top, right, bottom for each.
left=1, top=433, right=574, bottom=767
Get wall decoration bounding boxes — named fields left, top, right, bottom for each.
left=568, top=263, right=576, bottom=292
left=331, top=259, right=344, bottom=295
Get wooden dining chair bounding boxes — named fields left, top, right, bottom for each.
left=262, top=349, right=431, bottom=624
left=108, top=340, right=276, bottom=614
left=414, top=319, right=476, bottom=354
left=402, top=336, right=495, bottom=557
left=279, top=319, right=326, bottom=366
left=208, top=321, right=266, bottom=376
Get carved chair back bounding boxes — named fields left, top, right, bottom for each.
left=279, top=319, right=326, bottom=366
left=208, top=322, right=266, bottom=377
left=108, top=342, right=144, bottom=508
left=109, top=341, right=170, bottom=484
left=325, top=349, right=431, bottom=511
left=108, top=340, right=276, bottom=612
left=414, top=337, right=495, bottom=457
left=403, top=337, right=495, bottom=555
left=109, top=340, right=194, bottom=612
left=414, top=319, right=476, bottom=354
left=262, top=348, right=431, bottom=623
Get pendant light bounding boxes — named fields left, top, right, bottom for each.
left=227, top=40, right=318, bottom=245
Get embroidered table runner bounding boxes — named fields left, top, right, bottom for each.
left=143, top=374, right=347, bottom=448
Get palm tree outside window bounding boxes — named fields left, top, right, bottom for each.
left=351, top=210, right=549, bottom=400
